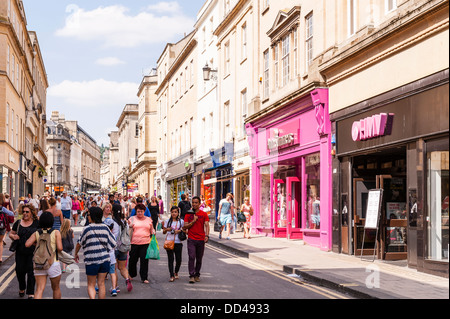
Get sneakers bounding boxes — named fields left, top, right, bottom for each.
left=110, top=289, right=118, bottom=297
left=126, top=279, right=133, bottom=292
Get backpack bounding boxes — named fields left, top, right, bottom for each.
left=33, top=229, right=56, bottom=271
left=118, top=225, right=131, bottom=253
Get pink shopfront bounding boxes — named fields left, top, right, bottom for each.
left=245, top=88, right=332, bottom=251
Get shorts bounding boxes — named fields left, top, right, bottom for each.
left=62, top=210, right=71, bottom=219
left=85, top=261, right=111, bottom=276
left=109, top=263, right=116, bottom=274
left=220, top=214, right=232, bottom=225
left=34, top=261, right=62, bottom=279
left=0, top=228, right=6, bottom=236
left=72, top=210, right=78, bottom=215
left=115, top=250, right=128, bottom=262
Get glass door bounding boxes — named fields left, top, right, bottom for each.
left=274, top=179, right=287, bottom=238
left=286, top=177, right=302, bottom=240
left=377, top=175, right=408, bottom=260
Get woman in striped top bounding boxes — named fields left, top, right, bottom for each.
left=75, top=206, right=116, bottom=299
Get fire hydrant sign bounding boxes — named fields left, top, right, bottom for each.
left=365, top=189, right=383, bottom=229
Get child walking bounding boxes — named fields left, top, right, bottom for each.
left=60, top=219, right=74, bottom=273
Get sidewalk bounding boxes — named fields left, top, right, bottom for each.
left=207, top=221, right=449, bottom=299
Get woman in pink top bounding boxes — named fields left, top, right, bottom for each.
left=128, top=203, right=155, bottom=284
left=71, top=195, right=81, bottom=226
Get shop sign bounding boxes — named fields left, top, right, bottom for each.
left=267, top=120, right=300, bottom=152
left=352, top=113, right=394, bottom=142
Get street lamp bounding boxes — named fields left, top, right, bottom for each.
left=203, top=63, right=218, bottom=82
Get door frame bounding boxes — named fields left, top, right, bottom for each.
left=273, top=179, right=287, bottom=238
left=286, top=176, right=302, bottom=240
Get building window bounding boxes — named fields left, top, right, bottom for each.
left=306, top=153, right=321, bottom=229
left=224, top=41, right=230, bottom=75
left=348, top=0, right=356, bottom=37
left=242, top=23, right=247, bottom=60
left=282, top=35, right=290, bottom=86
left=224, top=101, right=231, bottom=142
left=264, top=50, right=270, bottom=99
left=7, top=45, right=10, bottom=76
left=6, top=104, right=9, bottom=144
left=241, top=89, right=247, bottom=136
left=306, top=13, right=313, bottom=67
left=224, top=0, right=231, bottom=16
left=274, top=44, right=279, bottom=89
left=293, top=28, right=298, bottom=76
left=427, top=139, right=449, bottom=262
left=386, top=0, right=397, bottom=13
left=135, top=123, right=139, bottom=137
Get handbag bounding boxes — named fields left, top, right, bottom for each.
left=214, top=220, right=222, bottom=232
left=163, top=239, right=175, bottom=251
left=9, top=222, right=20, bottom=252
left=146, top=235, right=160, bottom=260
left=178, top=230, right=187, bottom=241
left=237, top=212, right=247, bottom=223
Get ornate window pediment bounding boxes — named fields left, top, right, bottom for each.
left=267, top=6, right=301, bottom=45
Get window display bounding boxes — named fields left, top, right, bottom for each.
left=259, top=166, right=271, bottom=227
left=427, top=149, right=449, bottom=261
left=306, top=153, right=320, bottom=229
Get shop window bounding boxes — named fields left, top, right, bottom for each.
left=427, top=145, right=449, bottom=262
left=306, top=153, right=320, bottom=229
left=259, top=166, right=271, bottom=227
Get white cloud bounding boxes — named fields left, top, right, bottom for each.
left=48, top=79, right=138, bottom=108
left=96, top=57, right=126, bottom=66
left=55, top=3, right=194, bottom=48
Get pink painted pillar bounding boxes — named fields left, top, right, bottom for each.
left=311, top=88, right=332, bottom=251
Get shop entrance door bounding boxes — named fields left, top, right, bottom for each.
left=286, top=177, right=302, bottom=240
left=353, top=178, right=377, bottom=256
left=377, top=175, right=408, bottom=260
left=274, top=179, right=287, bottom=238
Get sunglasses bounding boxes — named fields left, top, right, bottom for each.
left=23, top=211, right=31, bottom=214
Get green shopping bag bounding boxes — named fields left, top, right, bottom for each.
left=146, top=235, right=160, bottom=260
left=156, top=222, right=162, bottom=232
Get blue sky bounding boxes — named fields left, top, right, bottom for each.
left=22, top=0, right=206, bottom=146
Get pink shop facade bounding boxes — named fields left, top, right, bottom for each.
left=245, top=88, right=332, bottom=251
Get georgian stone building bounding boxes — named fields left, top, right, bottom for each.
left=1, top=0, right=48, bottom=205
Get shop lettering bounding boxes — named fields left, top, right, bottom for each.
left=268, top=130, right=296, bottom=152
left=352, top=113, right=394, bottom=142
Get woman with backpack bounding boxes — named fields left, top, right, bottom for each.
left=112, top=204, right=133, bottom=292
left=25, top=212, right=63, bottom=299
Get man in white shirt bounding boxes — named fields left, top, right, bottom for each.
left=60, top=192, right=72, bottom=219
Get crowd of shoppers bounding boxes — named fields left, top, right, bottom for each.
left=1, top=189, right=253, bottom=299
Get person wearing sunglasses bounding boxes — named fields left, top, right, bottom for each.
left=9, top=204, right=39, bottom=299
